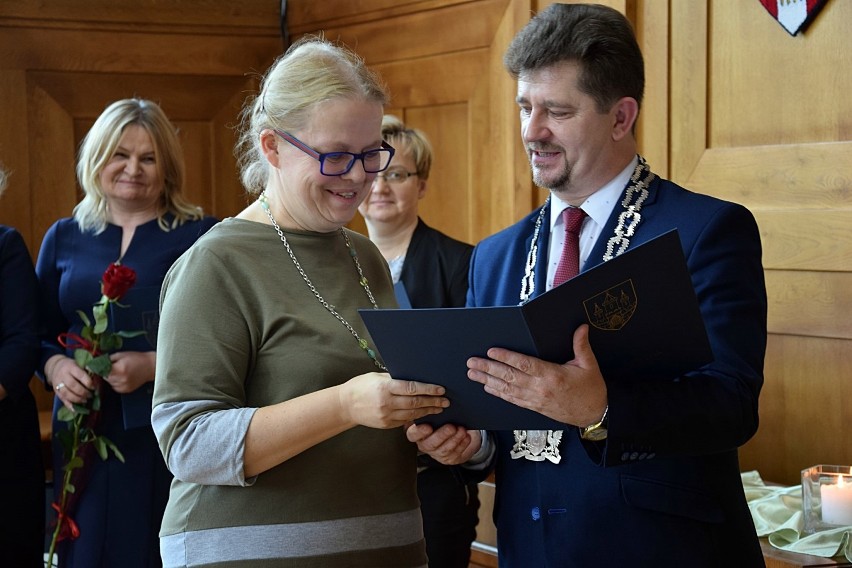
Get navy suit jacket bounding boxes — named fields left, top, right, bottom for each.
left=468, top=172, right=767, bottom=567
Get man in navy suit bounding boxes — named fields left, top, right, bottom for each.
left=407, top=4, right=768, bottom=567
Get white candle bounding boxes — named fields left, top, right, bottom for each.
left=821, top=473, right=852, bottom=526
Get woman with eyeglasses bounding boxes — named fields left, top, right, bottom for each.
left=152, top=37, right=447, bottom=567
left=358, top=116, right=480, bottom=568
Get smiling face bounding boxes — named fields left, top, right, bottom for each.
left=99, top=124, right=163, bottom=214
left=517, top=61, right=636, bottom=202
left=358, top=141, right=425, bottom=227
left=264, top=97, right=385, bottom=232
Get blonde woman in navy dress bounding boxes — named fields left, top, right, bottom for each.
left=36, top=99, right=217, bottom=567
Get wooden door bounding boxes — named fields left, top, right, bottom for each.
left=666, top=0, right=852, bottom=485
left=0, top=0, right=283, bottom=428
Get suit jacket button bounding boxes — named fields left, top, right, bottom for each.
left=630, top=451, right=640, bottom=461
left=531, top=507, right=541, bottom=521
left=621, top=451, right=630, bottom=461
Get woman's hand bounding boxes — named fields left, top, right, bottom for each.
left=340, top=372, right=449, bottom=429
left=46, top=354, right=95, bottom=410
left=105, top=351, right=156, bottom=394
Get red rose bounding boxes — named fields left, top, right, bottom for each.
left=101, top=263, right=137, bottom=301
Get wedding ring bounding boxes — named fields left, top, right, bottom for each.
left=55, top=383, right=65, bottom=391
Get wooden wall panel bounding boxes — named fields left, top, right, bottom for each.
left=28, top=85, right=78, bottom=242
left=0, top=0, right=281, bottom=427
left=299, top=0, right=506, bottom=65
left=742, top=334, right=852, bottom=486
left=710, top=2, right=852, bottom=147
left=1, top=0, right=277, bottom=28
left=669, top=0, right=852, bottom=485
left=0, top=70, right=33, bottom=249
left=0, top=27, right=279, bottom=76
left=470, top=0, right=535, bottom=236
left=766, top=271, right=852, bottom=340
left=406, top=103, right=470, bottom=244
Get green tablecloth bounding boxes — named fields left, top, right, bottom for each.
left=743, top=470, right=852, bottom=562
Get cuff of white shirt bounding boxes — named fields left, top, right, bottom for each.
left=462, top=430, right=495, bottom=470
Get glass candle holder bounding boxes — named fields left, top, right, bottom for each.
left=801, top=464, right=852, bottom=535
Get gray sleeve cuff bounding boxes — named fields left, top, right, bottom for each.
left=153, top=400, right=258, bottom=487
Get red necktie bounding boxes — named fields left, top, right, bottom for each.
left=553, top=207, right=587, bottom=287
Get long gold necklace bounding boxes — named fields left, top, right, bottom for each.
left=259, top=191, right=387, bottom=371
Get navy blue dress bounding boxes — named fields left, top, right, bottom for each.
left=36, top=215, right=217, bottom=568
left=0, top=225, right=44, bottom=568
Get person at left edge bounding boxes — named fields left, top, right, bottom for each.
left=0, top=166, right=45, bottom=568
left=35, top=98, right=218, bottom=568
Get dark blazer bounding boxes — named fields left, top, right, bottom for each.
left=400, top=218, right=473, bottom=309
left=467, top=173, right=767, bottom=567
left=0, top=226, right=42, bottom=478
left=402, top=219, right=486, bottom=480
left=0, top=226, right=45, bottom=567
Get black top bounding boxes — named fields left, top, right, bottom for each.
left=399, top=218, right=472, bottom=309
left=0, top=225, right=43, bottom=481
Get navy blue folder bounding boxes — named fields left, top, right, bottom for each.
left=359, top=229, right=713, bottom=430
left=108, top=285, right=160, bottom=430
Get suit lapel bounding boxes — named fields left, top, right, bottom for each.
left=532, top=201, right=551, bottom=299
left=587, top=170, right=662, bottom=267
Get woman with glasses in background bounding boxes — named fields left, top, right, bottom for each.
left=359, top=115, right=480, bottom=568
left=152, top=37, right=448, bottom=567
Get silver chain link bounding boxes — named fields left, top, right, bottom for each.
left=260, top=192, right=387, bottom=371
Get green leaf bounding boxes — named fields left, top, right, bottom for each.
left=91, top=391, right=102, bottom=412
left=74, top=349, right=93, bottom=369
left=67, top=483, right=76, bottom=494
left=105, top=439, right=125, bottom=463
left=66, top=456, right=84, bottom=470
left=71, top=403, right=90, bottom=416
left=86, top=354, right=112, bottom=377
left=99, top=333, right=120, bottom=352
left=93, top=302, right=109, bottom=334
left=94, top=437, right=108, bottom=460
left=75, top=309, right=92, bottom=328
left=57, top=406, right=76, bottom=422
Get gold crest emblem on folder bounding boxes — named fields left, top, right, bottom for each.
left=584, top=279, right=637, bottom=331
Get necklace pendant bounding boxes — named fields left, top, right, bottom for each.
left=511, top=429, right=562, bottom=464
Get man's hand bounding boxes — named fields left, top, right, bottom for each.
left=406, top=423, right=482, bottom=465
left=467, top=324, right=608, bottom=427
